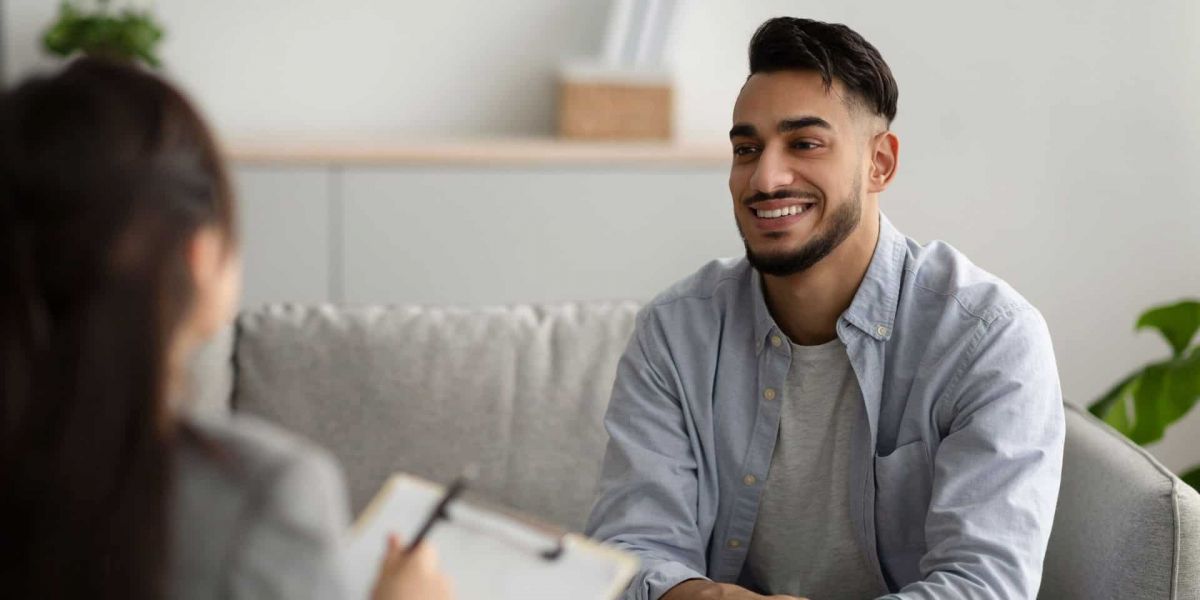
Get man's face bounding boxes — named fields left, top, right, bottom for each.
left=729, top=70, right=875, bottom=277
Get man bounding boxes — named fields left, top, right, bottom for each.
left=586, top=17, right=1064, bottom=600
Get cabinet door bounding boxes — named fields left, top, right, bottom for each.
left=340, top=166, right=743, bottom=306
left=233, top=166, right=333, bottom=307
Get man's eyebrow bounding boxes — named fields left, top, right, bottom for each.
left=729, top=117, right=834, bottom=139
left=729, top=123, right=757, bottom=139
left=778, top=116, right=833, bottom=133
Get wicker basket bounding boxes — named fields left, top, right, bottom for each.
left=558, top=79, right=672, bottom=140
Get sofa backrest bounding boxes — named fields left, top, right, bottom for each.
left=222, top=302, right=638, bottom=531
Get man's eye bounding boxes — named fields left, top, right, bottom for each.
left=792, top=140, right=820, bottom=150
left=733, top=146, right=759, bottom=157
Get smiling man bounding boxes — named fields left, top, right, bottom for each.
left=586, top=17, right=1065, bottom=600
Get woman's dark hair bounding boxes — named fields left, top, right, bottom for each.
left=749, top=17, right=898, bottom=124
left=0, top=58, right=234, bottom=598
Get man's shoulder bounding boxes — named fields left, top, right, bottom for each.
left=901, top=237, right=1036, bottom=326
left=646, top=256, right=752, bottom=310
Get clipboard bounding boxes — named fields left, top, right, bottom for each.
left=343, top=473, right=638, bottom=599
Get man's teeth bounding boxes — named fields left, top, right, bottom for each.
left=755, top=205, right=807, bottom=219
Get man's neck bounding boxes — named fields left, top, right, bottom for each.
left=762, top=212, right=881, bottom=346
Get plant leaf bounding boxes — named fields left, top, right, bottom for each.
left=1137, top=299, right=1200, bottom=358
left=1172, top=345, right=1200, bottom=399
left=41, top=3, right=164, bottom=67
left=1129, top=363, right=1171, bottom=444
left=1183, top=465, right=1200, bottom=491
left=1089, top=371, right=1138, bottom=435
left=43, top=4, right=85, bottom=56
left=1128, top=350, right=1200, bottom=444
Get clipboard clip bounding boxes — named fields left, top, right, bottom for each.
left=448, top=512, right=567, bottom=562
left=540, top=537, right=566, bottom=561
left=408, top=467, right=567, bottom=562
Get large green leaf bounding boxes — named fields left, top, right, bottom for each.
left=1183, top=465, right=1200, bottom=491
left=1137, top=300, right=1200, bottom=358
left=1127, top=349, right=1200, bottom=444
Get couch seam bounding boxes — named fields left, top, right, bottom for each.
left=1171, top=478, right=1181, bottom=600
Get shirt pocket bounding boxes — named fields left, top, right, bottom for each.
left=874, top=439, right=932, bottom=588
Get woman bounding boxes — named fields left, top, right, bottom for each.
left=0, top=59, right=454, bottom=599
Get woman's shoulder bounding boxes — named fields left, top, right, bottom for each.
left=183, top=412, right=338, bottom=473
left=170, top=413, right=352, bottom=600
left=175, top=413, right=348, bottom=513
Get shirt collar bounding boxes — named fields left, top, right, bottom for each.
left=751, top=268, right=775, bottom=355
left=842, top=213, right=905, bottom=342
left=751, top=212, right=906, bottom=354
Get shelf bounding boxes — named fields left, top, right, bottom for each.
left=224, top=137, right=730, bottom=167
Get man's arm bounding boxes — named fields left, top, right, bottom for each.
left=585, top=308, right=716, bottom=600
left=662, top=580, right=806, bottom=600
left=886, top=306, right=1065, bottom=599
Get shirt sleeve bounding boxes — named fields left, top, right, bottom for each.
left=585, top=307, right=713, bottom=600
left=227, top=447, right=353, bottom=600
left=884, top=306, right=1065, bottom=600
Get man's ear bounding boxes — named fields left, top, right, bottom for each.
left=867, top=130, right=900, bottom=193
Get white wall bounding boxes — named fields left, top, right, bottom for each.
left=3, top=0, right=611, bottom=137
left=4, top=1, right=1200, bottom=470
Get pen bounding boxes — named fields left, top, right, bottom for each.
left=406, top=467, right=476, bottom=553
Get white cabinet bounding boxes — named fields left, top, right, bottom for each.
left=233, top=166, right=333, bottom=307
left=339, top=166, right=741, bottom=306
left=230, top=158, right=743, bottom=307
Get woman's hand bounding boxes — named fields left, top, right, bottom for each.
left=370, top=534, right=456, bottom=600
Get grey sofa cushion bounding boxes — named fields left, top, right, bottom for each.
left=1039, top=403, right=1200, bottom=599
left=231, top=302, right=638, bottom=532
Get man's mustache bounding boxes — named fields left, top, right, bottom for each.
left=743, top=189, right=821, bottom=207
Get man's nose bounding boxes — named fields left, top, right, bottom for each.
left=748, top=144, right=795, bottom=196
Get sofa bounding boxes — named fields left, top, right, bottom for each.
left=189, top=302, right=1200, bottom=599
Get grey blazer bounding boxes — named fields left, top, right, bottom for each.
left=169, top=413, right=353, bottom=599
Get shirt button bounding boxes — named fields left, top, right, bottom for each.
left=877, top=324, right=890, bottom=336
left=763, top=388, right=777, bottom=401
left=728, top=539, right=742, bottom=549
left=743, top=474, right=757, bottom=486
left=770, top=335, right=783, bottom=348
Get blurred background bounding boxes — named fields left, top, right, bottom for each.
left=3, top=0, right=1198, bottom=474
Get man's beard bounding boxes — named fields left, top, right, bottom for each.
left=740, top=179, right=862, bottom=277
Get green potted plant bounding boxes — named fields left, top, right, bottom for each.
left=43, top=0, right=164, bottom=67
left=1089, top=299, right=1200, bottom=489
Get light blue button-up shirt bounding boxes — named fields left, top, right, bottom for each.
left=586, top=214, right=1065, bottom=599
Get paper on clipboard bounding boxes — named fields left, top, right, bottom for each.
left=343, top=473, right=638, bottom=600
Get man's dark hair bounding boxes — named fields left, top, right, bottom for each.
left=749, top=17, right=898, bottom=124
